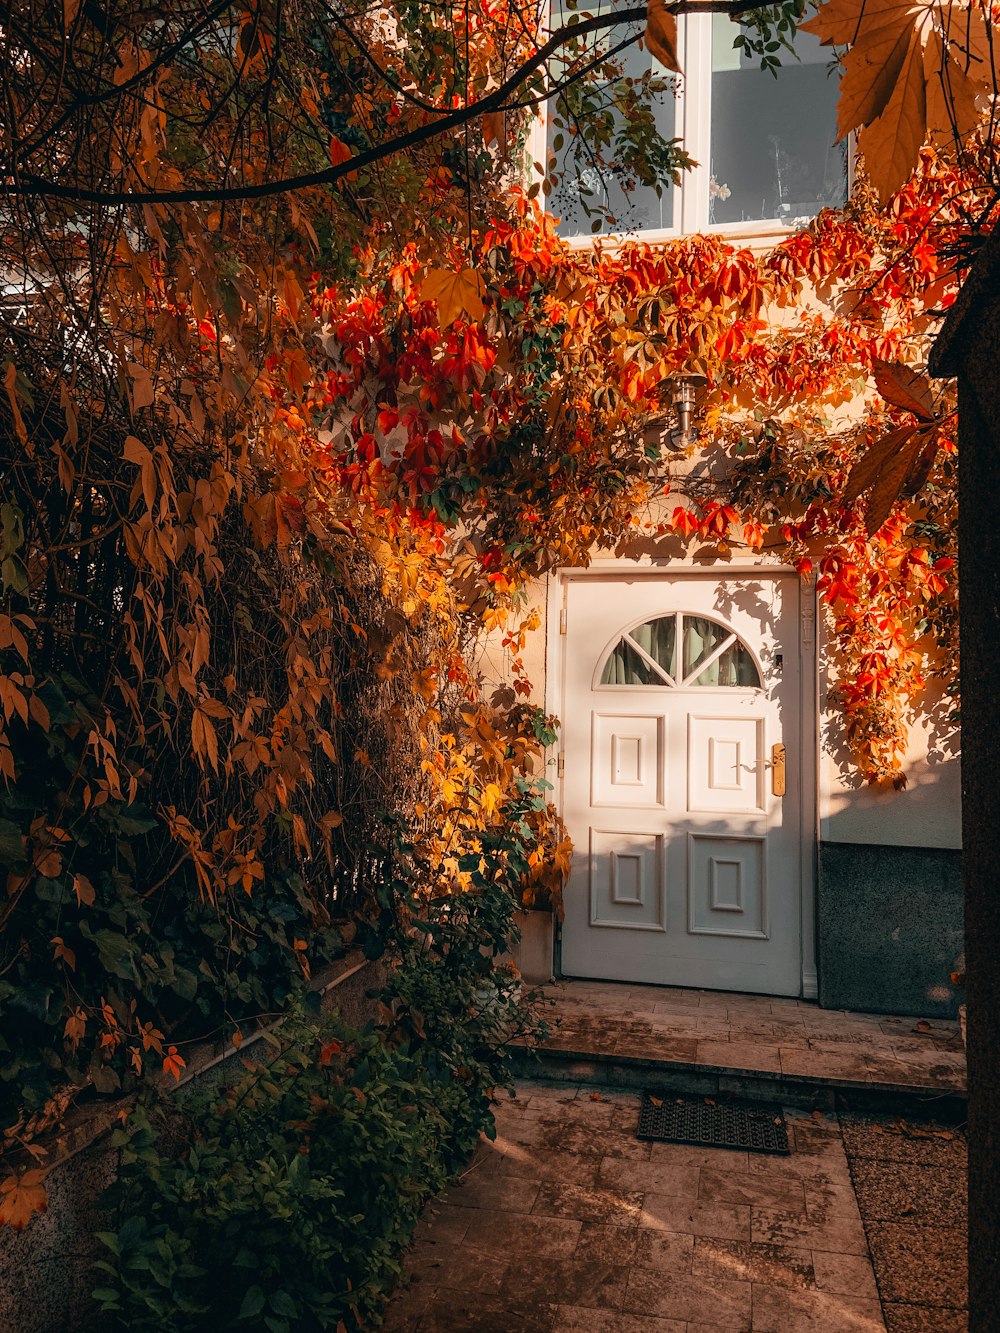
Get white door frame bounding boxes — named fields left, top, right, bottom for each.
left=545, top=561, right=820, bottom=1000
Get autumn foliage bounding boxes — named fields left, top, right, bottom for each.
left=0, top=0, right=990, bottom=1231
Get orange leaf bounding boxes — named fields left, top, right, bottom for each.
left=0, top=1170, right=47, bottom=1231
left=864, top=432, right=927, bottom=535
left=319, top=1038, right=342, bottom=1066
left=855, top=28, right=927, bottom=200
left=3, top=362, right=28, bottom=445
left=646, top=0, right=681, bottom=72
left=328, top=136, right=351, bottom=167
left=36, top=849, right=63, bottom=879
left=73, top=873, right=96, bottom=907
left=482, top=110, right=506, bottom=148
left=162, top=1046, right=186, bottom=1081
left=801, top=0, right=921, bottom=136
left=843, top=426, right=915, bottom=506
left=872, top=359, right=935, bottom=420
left=63, top=1007, right=86, bottom=1049
left=51, top=936, right=76, bottom=971
left=923, top=27, right=983, bottom=148
left=901, top=433, right=938, bottom=497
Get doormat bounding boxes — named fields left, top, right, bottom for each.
left=637, top=1093, right=790, bottom=1155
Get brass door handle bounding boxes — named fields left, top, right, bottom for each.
left=771, top=742, right=786, bottom=797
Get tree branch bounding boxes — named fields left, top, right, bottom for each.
left=1, top=0, right=774, bottom=207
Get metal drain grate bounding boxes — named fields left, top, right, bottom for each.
left=637, top=1093, right=790, bottom=1154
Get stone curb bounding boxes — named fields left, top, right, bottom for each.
left=511, top=1042, right=968, bottom=1117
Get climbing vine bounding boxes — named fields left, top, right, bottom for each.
left=282, top=155, right=970, bottom=785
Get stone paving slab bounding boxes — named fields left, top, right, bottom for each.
left=515, top=982, right=966, bottom=1099
left=840, top=1112, right=967, bottom=1332
left=382, top=1082, right=892, bottom=1332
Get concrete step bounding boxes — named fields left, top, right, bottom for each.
left=510, top=1040, right=967, bottom=1117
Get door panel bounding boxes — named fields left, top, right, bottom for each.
left=687, top=715, right=764, bottom=813
left=688, top=832, right=766, bottom=938
left=589, top=829, right=666, bottom=931
left=559, top=574, right=804, bottom=996
left=591, top=713, right=664, bottom=807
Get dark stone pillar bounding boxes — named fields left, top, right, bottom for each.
left=954, top=302, right=1000, bottom=1331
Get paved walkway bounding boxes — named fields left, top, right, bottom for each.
left=521, top=982, right=966, bottom=1096
left=384, top=1081, right=894, bottom=1332
left=842, top=1113, right=967, bottom=1330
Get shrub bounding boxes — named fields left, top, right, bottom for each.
left=92, top=874, right=544, bottom=1331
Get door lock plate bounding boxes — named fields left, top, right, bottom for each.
left=771, top=742, right=786, bottom=797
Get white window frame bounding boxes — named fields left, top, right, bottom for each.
left=536, top=13, right=851, bottom=251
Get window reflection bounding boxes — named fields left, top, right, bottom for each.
left=708, top=15, right=846, bottom=226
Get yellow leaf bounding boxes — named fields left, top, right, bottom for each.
left=646, top=0, right=681, bottom=72
left=0, top=1170, right=47, bottom=1231
left=924, top=27, right=984, bottom=146
left=833, top=9, right=916, bottom=137
left=420, top=268, right=486, bottom=328
left=480, top=782, right=503, bottom=817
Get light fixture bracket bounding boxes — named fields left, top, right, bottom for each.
left=663, top=372, right=709, bottom=450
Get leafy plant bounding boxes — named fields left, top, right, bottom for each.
left=91, top=868, right=543, bottom=1331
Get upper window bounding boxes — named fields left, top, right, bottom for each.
left=546, top=12, right=847, bottom=240
left=598, top=613, right=761, bottom=688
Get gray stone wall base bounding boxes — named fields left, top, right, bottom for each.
left=817, top=842, right=964, bottom=1018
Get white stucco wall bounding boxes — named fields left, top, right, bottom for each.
left=818, top=647, right=962, bottom=850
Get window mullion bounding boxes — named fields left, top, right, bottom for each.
left=679, top=13, right=712, bottom=235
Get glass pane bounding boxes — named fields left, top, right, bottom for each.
left=683, top=615, right=760, bottom=687
left=681, top=615, right=730, bottom=679
left=600, top=616, right=676, bottom=684
left=600, top=639, right=660, bottom=685
left=708, top=15, right=847, bottom=226
left=630, top=616, right=676, bottom=676
left=547, top=11, right=679, bottom=238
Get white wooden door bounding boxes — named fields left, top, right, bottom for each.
left=559, top=573, right=804, bottom=995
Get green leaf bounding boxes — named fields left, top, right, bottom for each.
left=0, top=817, right=25, bottom=865
left=239, top=1285, right=266, bottom=1320
left=112, top=809, right=159, bottom=836
left=269, top=1290, right=297, bottom=1317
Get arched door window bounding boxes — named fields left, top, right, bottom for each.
left=598, top=613, right=761, bottom=689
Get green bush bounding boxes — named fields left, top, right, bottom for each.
left=92, top=872, right=544, bottom=1331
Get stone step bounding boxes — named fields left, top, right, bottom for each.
left=510, top=1040, right=967, bottom=1117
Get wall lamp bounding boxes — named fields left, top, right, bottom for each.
left=663, top=372, right=709, bottom=450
